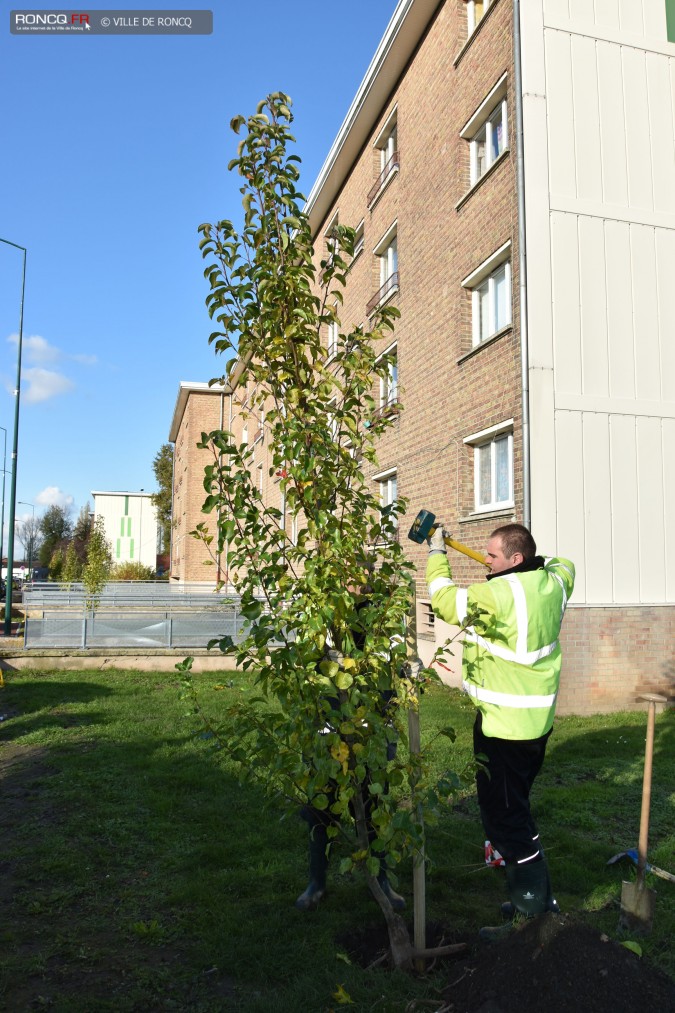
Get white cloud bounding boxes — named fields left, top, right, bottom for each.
left=8, top=333, right=60, bottom=364
left=22, top=368, right=75, bottom=404
left=7, top=334, right=98, bottom=370
left=35, top=487, right=75, bottom=510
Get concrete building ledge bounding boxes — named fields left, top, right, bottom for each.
left=0, top=648, right=236, bottom=674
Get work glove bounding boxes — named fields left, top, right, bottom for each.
left=427, top=526, right=447, bottom=555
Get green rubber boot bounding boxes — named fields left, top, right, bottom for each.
left=295, top=831, right=328, bottom=911
left=480, top=860, right=550, bottom=942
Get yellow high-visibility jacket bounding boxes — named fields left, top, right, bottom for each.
left=426, top=553, right=575, bottom=740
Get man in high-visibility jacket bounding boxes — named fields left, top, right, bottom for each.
left=426, top=523, right=574, bottom=934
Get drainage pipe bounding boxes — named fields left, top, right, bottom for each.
left=513, top=0, right=531, bottom=532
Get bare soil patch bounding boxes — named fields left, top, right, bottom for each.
left=339, top=914, right=675, bottom=1012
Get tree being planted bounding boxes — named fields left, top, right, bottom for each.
left=182, top=94, right=471, bottom=970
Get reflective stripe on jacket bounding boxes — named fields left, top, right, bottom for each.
left=426, top=553, right=575, bottom=740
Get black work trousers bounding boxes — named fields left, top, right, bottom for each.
left=473, top=711, right=551, bottom=865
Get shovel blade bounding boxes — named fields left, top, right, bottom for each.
left=619, top=880, right=656, bottom=934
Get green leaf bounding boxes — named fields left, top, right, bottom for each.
left=621, top=941, right=643, bottom=957
left=334, top=671, right=354, bottom=690
left=241, top=601, right=263, bottom=621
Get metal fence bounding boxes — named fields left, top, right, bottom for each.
left=21, top=581, right=251, bottom=650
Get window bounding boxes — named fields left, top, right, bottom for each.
left=324, top=211, right=339, bottom=262
left=464, top=422, right=513, bottom=512
left=352, top=219, right=365, bottom=260
left=377, top=343, right=398, bottom=408
left=471, top=101, right=506, bottom=183
left=380, top=121, right=397, bottom=173
left=254, top=408, right=265, bottom=443
left=467, top=0, right=492, bottom=36
left=368, top=108, right=399, bottom=207
left=474, top=262, right=510, bottom=344
left=375, top=468, right=398, bottom=529
left=380, top=234, right=398, bottom=290
left=461, top=241, right=511, bottom=347
left=327, top=305, right=339, bottom=358
left=367, top=222, right=399, bottom=314
left=461, top=75, right=508, bottom=187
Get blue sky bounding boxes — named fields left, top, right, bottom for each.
left=0, top=1, right=397, bottom=539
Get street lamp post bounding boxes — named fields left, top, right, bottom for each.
left=1, top=237, right=27, bottom=636
left=0, top=426, right=7, bottom=586
left=18, top=501, right=35, bottom=578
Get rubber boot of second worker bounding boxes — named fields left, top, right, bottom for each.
left=295, top=825, right=329, bottom=912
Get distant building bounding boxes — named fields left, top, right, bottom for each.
left=168, top=381, right=243, bottom=586
left=92, top=491, right=159, bottom=571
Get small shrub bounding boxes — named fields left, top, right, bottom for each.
left=110, top=561, right=156, bottom=582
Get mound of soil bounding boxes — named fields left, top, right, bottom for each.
left=441, top=914, right=675, bottom=1013
left=339, top=914, right=675, bottom=1013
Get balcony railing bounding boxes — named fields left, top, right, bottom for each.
left=366, top=271, right=399, bottom=315
left=367, top=151, right=400, bottom=207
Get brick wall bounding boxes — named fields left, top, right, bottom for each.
left=558, top=606, right=675, bottom=714
left=420, top=603, right=675, bottom=714
left=311, top=0, right=519, bottom=596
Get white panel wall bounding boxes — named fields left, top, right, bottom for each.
left=608, top=415, right=640, bottom=602
left=554, top=411, right=586, bottom=600
left=523, top=3, right=675, bottom=604
left=545, top=0, right=667, bottom=38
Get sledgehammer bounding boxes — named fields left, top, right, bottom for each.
left=407, top=509, right=488, bottom=567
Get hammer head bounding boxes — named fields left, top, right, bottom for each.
left=408, top=509, right=436, bottom=544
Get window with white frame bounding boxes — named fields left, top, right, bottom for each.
left=379, top=119, right=397, bottom=174
left=471, top=101, right=506, bottom=182
left=324, top=211, right=339, bottom=262
left=375, top=468, right=398, bottom=528
left=368, top=223, right=399, bottom=314
left=352, top=219, right=365, bottom=260
left=379, top=223, right=398, bottom=290
left=461, top=75, right=508, bottom=187
left=377, top=343, right=398, bottom=408
left=380, top=234, right=398, bottom=289
left=254, top=407, right=265, bottom=443
left=327, top=305, right=339, bottom=358
left=368, top=108, right=399, bottom=207
left=464, top=422, right=513, bottom=512
left=462, top=241, right=512, bottom=347
left=467, top=0, right=492, bottom=37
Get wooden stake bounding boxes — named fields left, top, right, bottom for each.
left=406, top=584, right=426, bottom=972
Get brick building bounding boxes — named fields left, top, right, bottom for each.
left=170, top=0, right=675, bottom=713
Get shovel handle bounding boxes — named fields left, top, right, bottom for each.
left=636, top=700, right=656, bottom=887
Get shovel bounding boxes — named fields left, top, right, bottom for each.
left=619, top=693, right=667, bottom=933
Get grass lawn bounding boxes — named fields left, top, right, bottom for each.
left=0, top=667, right=673, bottom=1011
